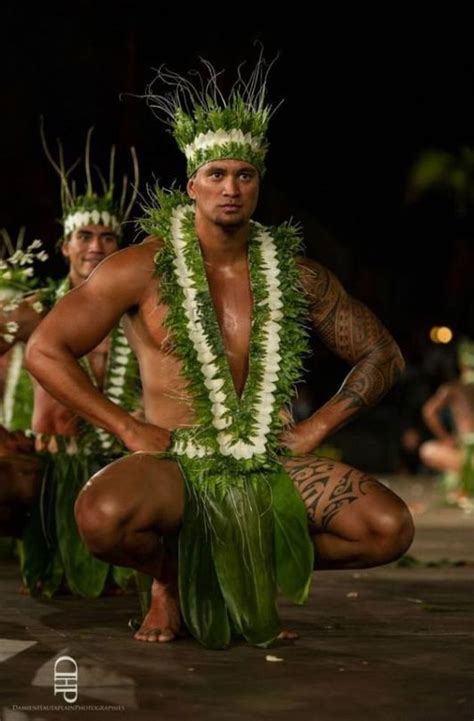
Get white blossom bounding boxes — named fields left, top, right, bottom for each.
left=213, top=416, right=231, bottom=430
left=201, top=363, right=219, bottom=379
left=110, top=376, right=126, bottom=387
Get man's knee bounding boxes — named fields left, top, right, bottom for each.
left=364, top=497, right=415, bottom=564
left=419, top=440, right=437, bottom=466
left=74, top=484, right=129, bottom=557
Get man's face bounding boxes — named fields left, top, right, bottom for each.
left=187, top=159, right=260, bottom=228
left=61, top=224, right=119, bottom=282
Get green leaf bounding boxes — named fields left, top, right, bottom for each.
left=208, top=475, right=281, bottom=646
left=179, top=483, right=231, bottom=649
left=270, top=469, right=314, bottom=603
left=19, top=503, right=63, bottom=597
left=54, top=454, right=109, bottom=598
left=112, top=565, right=135, bottom=590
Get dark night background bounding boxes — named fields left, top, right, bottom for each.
left=1, top=4, right=473, bottom=468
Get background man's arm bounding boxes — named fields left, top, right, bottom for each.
left=25, top=244, right=168, bottom=451
left=421, top=384, right=454, bottom=442
left=282, top=259, right=405, bottom=453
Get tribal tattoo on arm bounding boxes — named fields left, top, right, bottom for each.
left=299, top=258, right=405, bottom=414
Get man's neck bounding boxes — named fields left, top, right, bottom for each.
left=194, top=216, right=250, bottom=267
left=68, top=270, right=85, bottom=288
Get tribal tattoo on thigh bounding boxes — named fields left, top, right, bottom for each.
left=286, top=457, right=384, bottom=531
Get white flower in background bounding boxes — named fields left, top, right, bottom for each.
left=36, top=251, right=49, bottom=262
left=27, top=240, right=42, bottom=251
left=18, top=253, right=33, bottom=266
left=3, top=299, right=20, bottom=312
left=23, top=268, right=34, bottom=278
left=9, top=250, right=23, bottom=264
left=32, top=301, right=44, bottom=314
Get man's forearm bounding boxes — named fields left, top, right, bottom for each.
left=305, top=344, right=404, bottom=447
left=25, top=346, right=133, bottom=440
left=422, top=411, right=451, bottom=441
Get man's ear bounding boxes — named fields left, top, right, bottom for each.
left=187, top=177, right=196, bottom=200
left=61, top=238, right=70, bottom=260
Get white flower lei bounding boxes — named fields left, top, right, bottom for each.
left=166, top=205, right=285, bottom=461
left=1, top=343, right=25, bottom=428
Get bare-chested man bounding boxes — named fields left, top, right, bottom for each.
left=0, top=132, right=140, bottom=596
left=0, top=225, right=121, bottom=509
left=25, top=58, right=414, bottom=647
left=420, top=338, right=474, bottom=499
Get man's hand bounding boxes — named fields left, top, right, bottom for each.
left=278, top=419, right=322, bottom=456
left=121, top=420, right=172, bottom=453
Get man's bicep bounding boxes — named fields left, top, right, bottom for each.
left=43, top=285, right=127, bottom=357
left=302, top=258, right=398, bottom=365
left=31, top=250, right=146, bottom=357
left=300, top=259, right=387, bottom=364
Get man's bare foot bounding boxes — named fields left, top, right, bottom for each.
left=277, top=629, right=299, bottom=640
left=134, top=578, right=181, bottom=643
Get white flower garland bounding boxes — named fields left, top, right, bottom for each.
left=2, top=343, right=25, bottom=428
left=168, top=205, right=283, bottom=461
left=63, top=210, right=120, bottom=236
left=184, top=129, right=262, bottom=161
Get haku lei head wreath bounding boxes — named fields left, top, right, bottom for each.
left=144, top=48, right=280, bottom=177
left=40, top=119, right=139, bottom=241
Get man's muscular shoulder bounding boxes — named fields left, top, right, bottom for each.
left=297, top=257, right=342, bottom=311
left=86, top=237, right=164, bottom=305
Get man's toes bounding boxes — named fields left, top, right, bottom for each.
left=134, top=629, right=153, bottom=641
left=158, top=628, right=175, bottom=642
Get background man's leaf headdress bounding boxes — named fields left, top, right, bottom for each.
left=41, top=119, right=139, bottom=240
